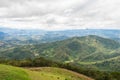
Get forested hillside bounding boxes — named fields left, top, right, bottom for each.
left=0, top=35, right=120, bottom=71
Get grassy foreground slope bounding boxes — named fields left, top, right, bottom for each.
left=0, top=64, right=30, bottom=80
left=0, top=64, right=93, bottom=80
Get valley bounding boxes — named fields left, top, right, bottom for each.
left=0, top=35, right=120, bottom=71
left=0, top=29, right=120, bottom=80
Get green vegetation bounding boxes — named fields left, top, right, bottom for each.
left=0, top=57, right=120, bottom=80
left=0, top=64, right=30, bottom=80
left=0, top=35, right=119, bottom=71
left=0, top=35, right=120, bottom=80
left=94, top=56, right=120, bottom=71
left=0, top=64, right=93, bottom=80
left=28, top=67, right=93, bottom=80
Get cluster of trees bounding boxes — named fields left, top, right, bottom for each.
left=95, top=58, right=120, bottom=71
left=0, top=57, right=120, bottom=80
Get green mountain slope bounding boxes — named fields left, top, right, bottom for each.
left=94, top=56, right=120, bottom=71
left=0, top=64, right=93, bottom=80
left=0, top=35, right=120, bottom=71
left=26, top=35, right=120, bottom=62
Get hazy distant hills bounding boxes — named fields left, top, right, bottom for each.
left=0, top=32, right=7, bottom=40
left=0, top=28, right=120, bottom=45
left=0, top=35, right=120, bottom=71
left=0, top=28, right=68, bottom=45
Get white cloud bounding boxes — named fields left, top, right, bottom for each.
left=0, top=0, right=120, bottom=30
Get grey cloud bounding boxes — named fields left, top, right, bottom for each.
left=0, top=0, right=85, bottom=18
left=0, top=0, right=120, bottom=30
left=46, top=18, right=58, bottom=27
left=73, top=0, right=96, bottom=12
left=0, top=1, right=43, bottom=18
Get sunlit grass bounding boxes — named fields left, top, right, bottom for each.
left=0, top=64, right=93, bottom=80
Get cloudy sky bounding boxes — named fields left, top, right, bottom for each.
left=0, top=0, right=120, bottom=30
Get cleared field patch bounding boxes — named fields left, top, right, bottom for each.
left=28, top=67, right=94, bottom=80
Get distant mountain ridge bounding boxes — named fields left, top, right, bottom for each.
left=0, top=32, right=7, bottom=40
left=0, top=28, right=120, bottom=45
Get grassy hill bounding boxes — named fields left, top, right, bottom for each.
left=0, top=64, right=30, bottom=80
left=0, top=64, right=93, bottom=80
left=28, top=67, right=94, bottom=80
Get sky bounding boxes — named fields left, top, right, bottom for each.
left=0, top=0, right=120, bottom=30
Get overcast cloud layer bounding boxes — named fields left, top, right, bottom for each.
left=0, top=0, right=120, bottom=30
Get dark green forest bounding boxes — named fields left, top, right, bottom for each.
left=0, top=57, right=119, bottom=80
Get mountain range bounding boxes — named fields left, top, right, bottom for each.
left=0, top=35, right=120, bottom=71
